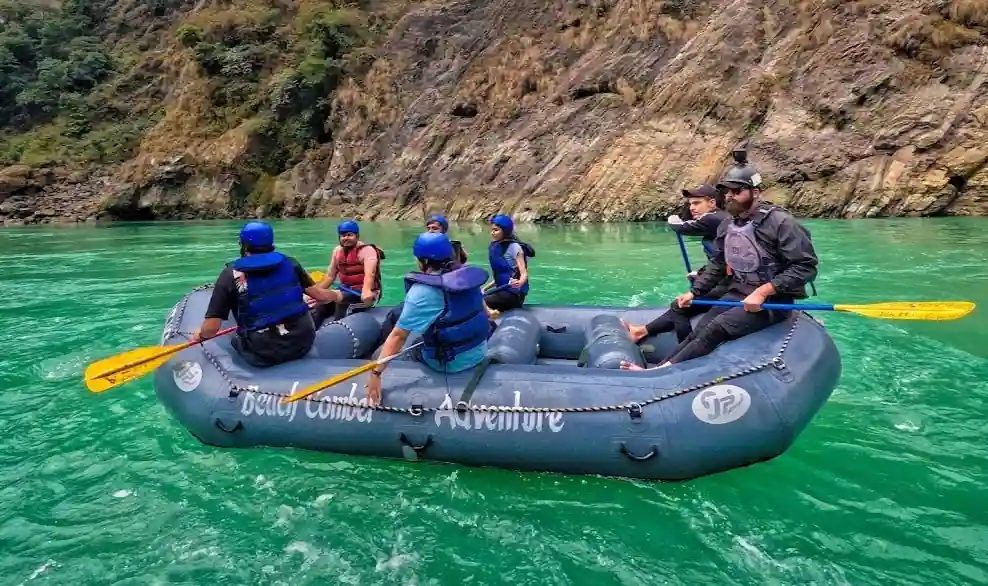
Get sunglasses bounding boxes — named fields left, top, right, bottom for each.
left=726, top=186, right=748, bottom=195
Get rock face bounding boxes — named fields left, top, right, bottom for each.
left=2, top=0, right=987, bottom=224
left=0, top=165, right=113, bottom=225
left=318, top=0, right=988, bottom=221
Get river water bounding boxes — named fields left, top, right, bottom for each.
left=1, top=218, right=986, bottom=585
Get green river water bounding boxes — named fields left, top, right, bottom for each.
left=1, top=218, right=987, bottom=586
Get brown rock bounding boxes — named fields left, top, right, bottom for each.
left=0, top=165, right=34, bottom=198
left=309, top=0, right=988, bottom=221
left=4, top=0, right=988, bottom=223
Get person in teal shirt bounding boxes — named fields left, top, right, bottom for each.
left=365, top=232, right=491, bottom=405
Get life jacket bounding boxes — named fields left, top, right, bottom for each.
left=698, top=209, right=730, bottom=263
left=724, top=205, right=816, bottom=296
left=334, top=242, right=385, bottom=292
left=488, top=238, right=535, bottom=294
left=403, top=264, right=491, bottom=364
left=229, top=252, right=310, bottom=332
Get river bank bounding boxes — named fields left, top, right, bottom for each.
left=1, top=156, right=984, bottom=227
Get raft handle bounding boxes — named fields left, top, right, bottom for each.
left=627, top=402, right=644, bottom=420
left=409, top=403, right=424, bottom=416
left=399, top=432, right=433, bottom=453
left=771, top=357, right=787, bottom=370
left=619, top=442, right=658, bottom=462
left=214, top=417, right=244, bottom=433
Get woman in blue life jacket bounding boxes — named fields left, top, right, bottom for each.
left=191, top=221, right=339, bottom=367
left=483, top=214, right=535, bottom=312
left=622, top=184, right=731, bottom=344
left=365, top=232, right=491, bottom=406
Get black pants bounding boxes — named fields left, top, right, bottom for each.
left=379, top=302, right=405, bottom=342
left=231, top=315, right=316, bottom=367
left=311, top=292, right=369, bottom=329
left=643, top=280, right=733, bottom=342
left=485, top=289, right=525, bottom=312
left=664, top=291, right=792, bottom=364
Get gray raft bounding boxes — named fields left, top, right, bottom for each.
left=153, top=284, right=842, bottom=481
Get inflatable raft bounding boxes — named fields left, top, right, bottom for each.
left=154, top=284, right=842, bottom=481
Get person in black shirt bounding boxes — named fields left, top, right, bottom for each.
left=623, top=184, right=731, bottom=343
left=622, top=165, right=819, bottom=369
left=192, top=221, right=338, bottom=367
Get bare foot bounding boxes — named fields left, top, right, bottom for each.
left=620, top=319, right=648, bottom=343
left=629, top=325, right=648, bottom=343
left=619, top=360, right=645, bottom=371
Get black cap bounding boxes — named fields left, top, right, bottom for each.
left=682, top=184, right=719, bottom=199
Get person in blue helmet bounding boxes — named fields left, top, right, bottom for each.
left=364, top=232, right=491, bottom=406
left=483, top=214, right=535, bottom=312
left=310, top=219, right=385, bottom=328
left=192, top=221, right=339, bottom=367
left=425, top=214, right=468, bottom=264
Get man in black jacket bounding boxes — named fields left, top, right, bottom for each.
left=623, top=183, right=731, bottom=343
left=623, top=164, right=819, bottom=369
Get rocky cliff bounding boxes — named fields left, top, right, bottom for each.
left=2, top=0, right=987, bottom=225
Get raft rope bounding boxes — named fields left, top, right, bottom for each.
left=167, top=283, right=801, bottom=416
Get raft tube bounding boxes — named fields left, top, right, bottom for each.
left=153, top=284, right=842, bottom=481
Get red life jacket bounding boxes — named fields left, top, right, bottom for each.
left=333, top=242, right=384, bottom=292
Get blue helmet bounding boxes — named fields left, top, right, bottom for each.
left=425, top=214, right=449, bottom=233
left=413, top=231, right=454, bottom=261
left=338, top=219, right=359, bottom=236
left=491, top=214, right=513, bottom=234
left=239, top=221, right=274, bottom=249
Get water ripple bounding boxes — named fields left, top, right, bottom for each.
left=1, top=219, right=987, bottom=585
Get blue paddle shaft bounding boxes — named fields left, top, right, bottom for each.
left=338, top=283, right=510, bottom=301
left=336, top=284, right=361, bottom=297
left=675, top=232, right=692, bottom=273
left=690, top=299, right=836, bottom=311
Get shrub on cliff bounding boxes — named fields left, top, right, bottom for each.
left=0, top=0, right=112, bottom=130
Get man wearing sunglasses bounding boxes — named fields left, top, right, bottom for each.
left=624, top=164, right=819, bottom=369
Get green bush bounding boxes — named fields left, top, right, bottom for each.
left=0, top=0, right=111, bottom=129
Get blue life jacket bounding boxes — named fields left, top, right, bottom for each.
left=403, top=264, right=491, bottom=364
left=229, top=251, right=310, bottom=331
left=488, top=239, right=536, bottom=294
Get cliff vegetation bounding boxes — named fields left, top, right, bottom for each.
left=1, top=0, right=987, bottom=224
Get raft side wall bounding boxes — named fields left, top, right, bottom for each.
left=152, top=290, right=842, bottom=481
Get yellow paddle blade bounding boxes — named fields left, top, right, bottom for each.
left=833, top=301, right=976, bottom=321
left=310, top=270, right=326, bottom=282
left=84, top=345, right=184, bottom=393
left=281, top=361, right=377, bottom=404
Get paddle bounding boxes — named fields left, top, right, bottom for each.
left=85, top=269, right=328, bottom=393
left=689, top=299, right=976, bottom=321
left=675, top=232, right=692, bottom=274
left=281, top=340, right=425, bottom=404
left=482, top=283, right=514, bottom=295
left=309, top=270, right=363, bottom=298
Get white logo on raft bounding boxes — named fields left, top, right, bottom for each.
left=435, top=391, right=565, bottom=433
left=173, top=361, right=203, bottom=393
left=240, top=383, right=374, bottom=424
left=691, top=384, right=751, bottom=425
left=237, top=385, right=565, bottom=433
